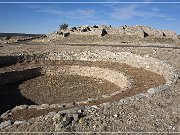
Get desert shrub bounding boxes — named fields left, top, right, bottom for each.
left=59, top=23, right=68, bottom=31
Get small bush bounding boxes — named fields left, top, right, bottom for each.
left=59, top=23, right=68, bottom=31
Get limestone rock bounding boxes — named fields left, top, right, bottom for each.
left=47, top=25, right=177, bottom=41
left=0, top=120, right=12, bottom=129
left=63, top=31, right=70, bottom=37
left=71, top=27, right=77, bottom=31
left=141, top=26, right=164, bottom=38
left=1, top=110, right=10, bottom=119
left=124, top=26, right=145, bottom=38
left=162, top=30, right=177, bottom=39
left=47, top=112, right=56, bottom=117
left=72, top=113, right=79, bottom=122
left=101, top=28, right=108, bottom=37
left=93, top=25, right=99, bottom=28
left=105, top=26, right=125, bottom=35
left=14, top=120, right=26, bottom=125
left=48, top=32, right=61, bottom=40
left=61, top=116, right=73, bottom=127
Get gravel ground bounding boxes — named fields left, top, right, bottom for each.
left=0, top=41, right=179, bottom=133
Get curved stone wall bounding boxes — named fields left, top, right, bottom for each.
left=44, top=65, right=131, bottom=90
left=0, top=50, right=178, bottom=120
left=47, top=51, right=178, bottom=88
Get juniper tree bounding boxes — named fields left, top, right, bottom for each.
left=59, top=23, right=68, bottom=31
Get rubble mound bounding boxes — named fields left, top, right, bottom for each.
left=47, top=25, right=178, bottom=40
left=0, top=33, right=44, bottom=44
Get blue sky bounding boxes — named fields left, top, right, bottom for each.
left=0, top=0, right=180, bottom=34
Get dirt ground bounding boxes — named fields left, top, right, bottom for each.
left=0, top=39, right=179, bottom=133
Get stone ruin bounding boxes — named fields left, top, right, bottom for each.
left=0, top=51, right=178, bottom=124
left=0, top=50, right=179, bottom=129
left=48, top=25, right=178, bottom=40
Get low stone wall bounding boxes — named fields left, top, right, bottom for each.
left=45, top=65, right=131, bottom=90
left=141, top=26, right=164, bottom=38
left=48, top=50, right=178, bottom=87
left=0, top=68, right=42, bottom=85
left=0, top=50, right=178, bottom=117
left=48, top=25, right=178, bottom=40
left=0, top=50, right=178, bottom=129
left=0, top=50, right=178, bottom=88
left=124, top=26, right=144, bottom=38
left=162, top=30, right=178, bottom=39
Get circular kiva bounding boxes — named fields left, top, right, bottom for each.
left=47, top=51, right=178, bottom=86
left=44, top=65, right=131, bottom=89
left=18, top=64, right=131, bottom=105
left=0, top=51, right=178, bottom=115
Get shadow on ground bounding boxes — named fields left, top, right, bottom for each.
left=0, top=55, right=24, bottom=68
left=0, top=68, right=43, bottom=115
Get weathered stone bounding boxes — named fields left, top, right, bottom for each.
left=54, top=123, right=61, bottom=131
left=52, top=113, right=62, bottom=123
left=72, top=113, right=79, bottom=122
left=63, top=31, right=70, bottom=37
left=28, top=105, right=39, bottom=109
left=93, top=25, right=99, bottom=28
left=141, top=26, right=163, bottom=38
left=88, top=98, right=95, bottom=102
left=1, top=110, right=10, bottom=119
left=101, top=28, right=108, bottom=37
left=87, top=27, right=91, bottom=31
left=124, top=26, right=144, bottom=38
left=77, top=111, right=83, bottom=117
left=61, top=116, right=73, bottom=127
left=18, top=105, right=28, bottom=109
left=14, top=120, right=26, bottom=125
left=0, top=120, right=11, bottom=129
left=48, top=32, right=61, bottom=40
left=79, top=118, right=85, bottom=124
left=0, top=39, right=3, bottom=43
left=71, top=27, right=77, bottom=31
left=37, top=104, right=49, bottom=110
left=113, top=114, right=118, bottom=118
left=106, top=27, right=124, bottom=35
left=48, top=112, right=56, bottom=117
left=162, top=30, right=177, bottom=39
left=91, top=105, right=98, bottom=109
left=81, top=28, right=88, bottom=32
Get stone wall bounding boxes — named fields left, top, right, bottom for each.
left=48, top=25, right=178, bottom=40
left=141, top=26, right=164, bottom=38
left=0, top=68, right=42, bottom=85
left=124, top=26, right=144, bottom=38
left=161, top=30, right=178, bottom=39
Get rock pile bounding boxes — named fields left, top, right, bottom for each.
left=69, top=25, right=108, bottom=37
left=140, top=26, right=164, bottom=38
left=178, top=35, right=180, bottom=39
left=162, top=30, right=177, bottom=39
left=1, top=36, right=42, bottom=44
left=124, top=26, right=145, bottom=38
left=48, top=25, right=178, bottom=41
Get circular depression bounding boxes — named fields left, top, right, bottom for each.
left=0, top=51, right=178, bottom=116
left=19, top=68, right=124, bottom=105
left=1, top=60, right=166, bottom=106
